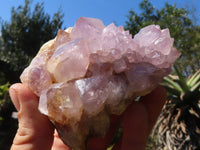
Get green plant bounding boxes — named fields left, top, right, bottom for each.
left=0, top=83, right=18, bottom=150
left=0, top=83, right=9, bottom=103
left=0, top=83, right=10, bottom=125
left=125, top=0, right=200, bottom=76
left=0, top=0, right=64, bottom=83
left=154, top=67, right=200, bottom=149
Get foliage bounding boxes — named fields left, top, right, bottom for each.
left=0, top=0, right=64, bottom=83
left=107, top=127, right=123, bottom=149
left=0, top=83, right=9, bottom=104
left=154, top=68, right=200, bottom=149
left=0, top=83, right=10, bottom=126
left=125, top=1, right=200, bottom=149
left=125, top=0, right=200, bottom=76
left=0, top=1, right=64, bottom=149
left=0, top=83, right=17, bottom=150
left=146, top=132, right=161, bottom=150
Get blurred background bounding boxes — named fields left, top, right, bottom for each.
left=0, top=0, right=199, bottom=149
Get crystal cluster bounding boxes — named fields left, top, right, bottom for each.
left=20, top=17, right=180, bottom=150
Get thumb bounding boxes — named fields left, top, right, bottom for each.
left=9, top=83, right=54, bottom=150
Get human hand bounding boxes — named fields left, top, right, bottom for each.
left=9, top=83, right=166, bottom=150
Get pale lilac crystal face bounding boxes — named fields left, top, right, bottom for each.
left=20, top=17, right=181, bottom=150
left=47, top=39, right=89, bottom=82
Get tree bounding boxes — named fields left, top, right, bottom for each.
left=0, top=1, right=64, bottom=149
left=0, top=0, right=64, bottom=83
left=0, top=83, right=17, bottom=150
left=125, top=1, right=200, bottom=149
left=125, top=0, right=200, bottom=76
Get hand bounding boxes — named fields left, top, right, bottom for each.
left=9, top=83, right=166, bottom=150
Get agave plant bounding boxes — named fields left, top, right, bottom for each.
left=154, top=66, right=200, bottom=150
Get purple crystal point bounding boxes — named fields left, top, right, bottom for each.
left=20, top=17, right=181, bottom=150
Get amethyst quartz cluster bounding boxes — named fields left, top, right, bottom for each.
left=20, top=17, right=180, bottom=150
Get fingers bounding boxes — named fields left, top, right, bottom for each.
left=120, top=102, right=148, bottom=150
left=9, top=83, right=54, bottom=150
left=9, top=84, right=21, bottom=111
left=52, top=130, right=71, bottom=150
left=118, top=85, right=166, bottom=150
left=89, top=86, right=166, bottom=150
left=139, top=85, right=166, bottom=134
left=8, top=82, right=165, bottom=150
left=87, top=115, right=122, bottom=150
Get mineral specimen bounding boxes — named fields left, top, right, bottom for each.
left=20, top=17, right=181, bottom=150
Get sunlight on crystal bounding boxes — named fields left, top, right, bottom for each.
left=20, top=17, right=181, bottom=150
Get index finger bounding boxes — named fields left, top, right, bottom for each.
left=139, top=85, right=166, bottom=134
